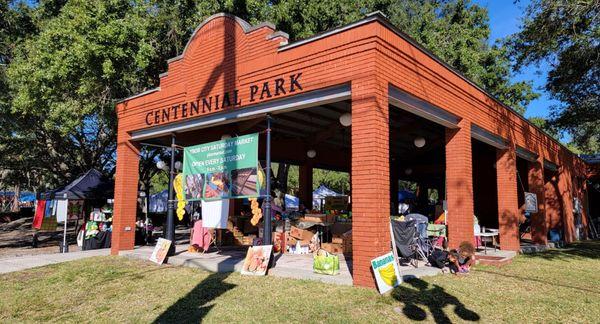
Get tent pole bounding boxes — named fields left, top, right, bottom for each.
left=263, top=115, right=272, bottom=245
left=62, top=203, right=68, bottom=253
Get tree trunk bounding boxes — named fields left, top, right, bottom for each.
left=276, top=163, right=290, bottom=194
left=11, top=184, right=20, bottom=213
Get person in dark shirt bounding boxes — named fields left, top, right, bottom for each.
left=448, top=241, right=476, bottom=274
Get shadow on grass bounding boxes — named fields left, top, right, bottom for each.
left=153, top=272, right=235, bottom=323
left=522, top=240, right=600, bottom=261
left=475, top=268, right=599, bottom=295
left=391, top=278, right=480, bottom=323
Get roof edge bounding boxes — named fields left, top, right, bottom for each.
left=167, top=13, right=283, bottom=64
left=278, top=11, right=584, bottom=163
left=116, top=87, right=160, bottom=104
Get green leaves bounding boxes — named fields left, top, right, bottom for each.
left=0, top=0, right=544, bottom=191
left=508, top=0, right=599, bottom=153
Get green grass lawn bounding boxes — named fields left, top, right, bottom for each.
left=1, top=241, right=599, bottom=323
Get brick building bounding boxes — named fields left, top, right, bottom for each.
left=112, top=13, right=592, bottom=288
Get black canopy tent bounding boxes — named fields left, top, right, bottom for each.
left=38, top=169, right=114, bottom=251
left=53, top=169, right=114, bottom=200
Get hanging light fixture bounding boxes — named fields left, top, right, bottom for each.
left=174, top=161, right=182, bottom=170
left=307, top=149, right=317, bottom=158
left=156, top=160, right=168, bottom=171
left=414, top=136, right=426, bottom=148
left=405, top=168, right=413, bottom=175
left=339, top=113, right=352, bottom=127
left=221, top=134, right=232, bottom=140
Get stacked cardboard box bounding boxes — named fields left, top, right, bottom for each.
left=330, top=222, right=352, bottom=254
left=289, top=226, right=315, bottom=243
left=301, top=214, right=335, bottom=224
left=342, top=230, right=352, bottom=253
left=321, top=243, right=344, bottom=254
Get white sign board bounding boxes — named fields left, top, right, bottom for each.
left=371, top=252, right=402, bottom=294
left=55, top=199, right=69, bottom=223
left=241, top=245, right=273, bottom=276
left=149, top=238, right=172, bottom=264
left=201, top=199, right=229, bottom=229
left=524, top=192, right=538, bottom=213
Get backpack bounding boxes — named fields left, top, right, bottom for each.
left=428, top=250, right=448, bottom=268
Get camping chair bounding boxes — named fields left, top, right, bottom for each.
left=202, top=228, right=221, bottom=254
left=190, top=220, right=220, bottom=253
left=390, top=219, right=430, bottom=268
left=405, top=213, right=435, bottom=255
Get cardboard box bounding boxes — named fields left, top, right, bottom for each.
left=290, top=226, right=315, bottom=241
left=324, top=196, right=349, bottom=210
left=302, top=214, right=335, bottom=224
left=343, top=241, right=352, bottom=253
left=286, top=235, right=311, bottom=251
left=273, top=232, right=286, bottom=253
left=321, top=243, right=344, bottom=254
left=341, top=229, right=352, bottom=253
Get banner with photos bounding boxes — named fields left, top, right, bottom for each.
left=183, top=133, right=261, bottom=201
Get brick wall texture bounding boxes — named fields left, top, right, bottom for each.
left=112, top=14, right=591, bottom=287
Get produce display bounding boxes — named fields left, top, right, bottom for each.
left=249, top=198, right=262, bottom=226
left=378, top=263, right=398, bottom=287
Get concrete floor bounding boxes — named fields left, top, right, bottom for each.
left=121, top=244, right=447, bottom=286
left=121, top=245, right=355, bottom=285
left=0, top=248, right=110, bottom=274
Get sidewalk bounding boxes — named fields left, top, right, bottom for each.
left=0, top=248, right=110, bottom=274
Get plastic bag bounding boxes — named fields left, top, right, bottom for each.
left=313, top=249, right=340, bottom=275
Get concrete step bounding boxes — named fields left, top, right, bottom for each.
left=475, top=249, right=516, bottom=266
left=521, top=244, right=549, bottom=254
left=476, top=255, right=513, bottom=266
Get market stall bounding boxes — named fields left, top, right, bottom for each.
left=33, top=169, right=114, bottom=251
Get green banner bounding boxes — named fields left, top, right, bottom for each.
left=183, top=133, right=260, bottom=201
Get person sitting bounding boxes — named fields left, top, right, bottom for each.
left=447, top=241, right=476, bottom=274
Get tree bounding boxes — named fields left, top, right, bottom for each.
left=313, top=169, right=350, bottom=194
left=528, top=116, right=560, bottom=140
left=382, top=0, right=539, bottom=114
left=1, top=0, right=539, bottom=194
left=507, top=0, right=599, bottom=153
left=0, top=0, right=42, bottom=197
left=7, top=0, right=165, bottom=188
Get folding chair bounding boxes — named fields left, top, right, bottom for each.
left=390, top=219, right=430, bottom=268
left=190, top=220, right=220, bottom=253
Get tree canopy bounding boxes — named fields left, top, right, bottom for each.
left=508, top=0, right=599, bottom=153
left=1, top=0, right=539, bottom=192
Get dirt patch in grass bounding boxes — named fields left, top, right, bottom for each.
left=1, top=241, right=599, bottom=323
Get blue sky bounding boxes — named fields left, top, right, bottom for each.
left=473, top=0, right=558, bottom=119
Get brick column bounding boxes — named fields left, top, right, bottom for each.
left=110, top=134, right=140, bottom=255
left=496, top=145, right=520, bottom=251
left=445, top=119, right=474, bottom=248
left=558, top=165, right=575, bottom=243
left=351, top=77, right=390, bottom=288
left=544, top=170, right=561, bottom=236
left=298, top=163, right=313, bottom=210
left=528, top=157, right=547, bottom=244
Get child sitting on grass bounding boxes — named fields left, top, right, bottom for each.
left=448, top=241, right=476, bottom=274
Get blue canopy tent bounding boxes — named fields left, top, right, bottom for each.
left=0, top=191, right=35, bottom=203
left=285, top=194, right=299, bottom=210
left=19, top=192, right=36, bottom=203
left=312, top=185, right=341, bottom=210
left=149, top=190, right=169, bottom=213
